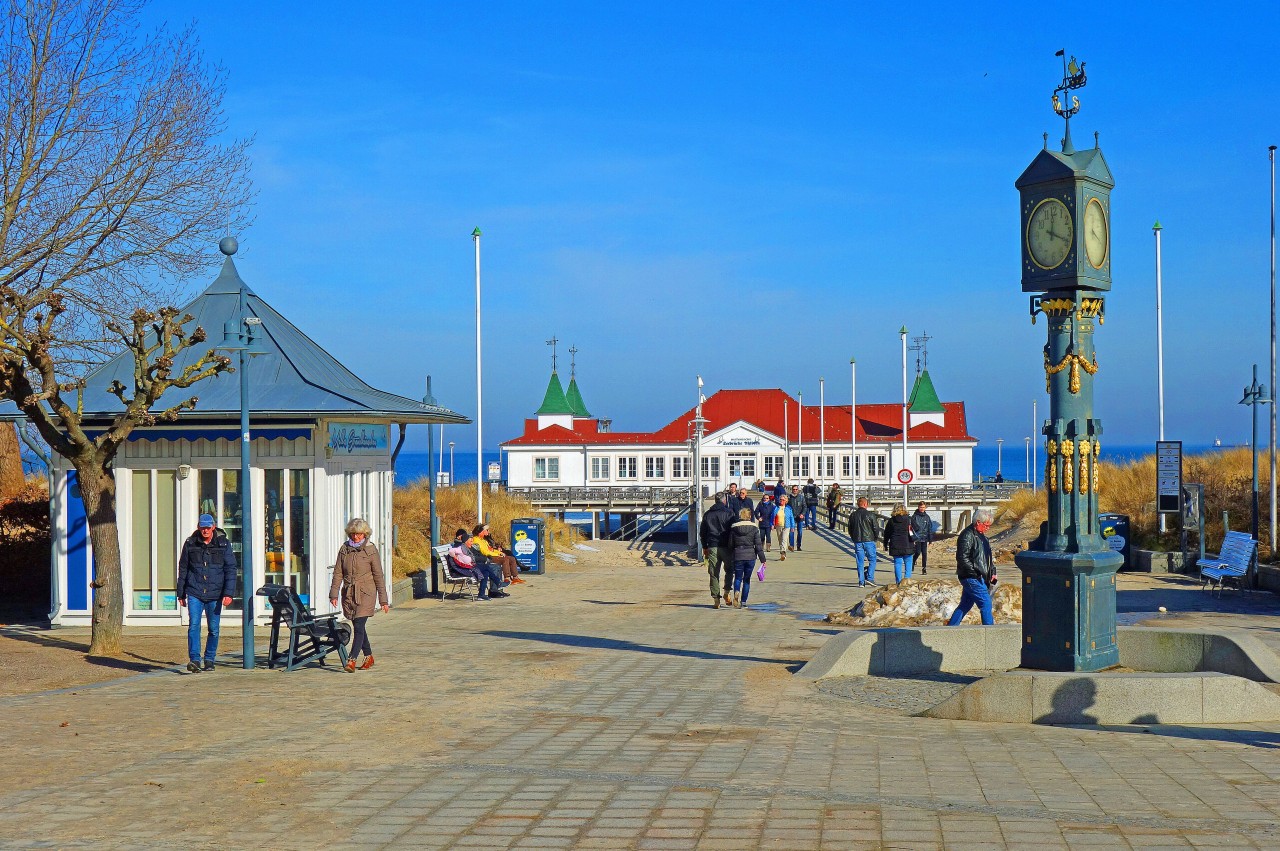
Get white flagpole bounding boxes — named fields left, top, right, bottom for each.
left=1155, top=221, right=1166, bottom=533
left=850, top=358, right=857, bottom=498
left=798, top=391, right=803, bottom=481
left=473, top=227, right=483, bottom=521
left=1270, top=144, right=1277, bottom=555
left=819, top=378, right=825, bottom=485
left=900, top=326, right=909, bottom=506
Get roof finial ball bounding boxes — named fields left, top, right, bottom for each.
left=219, top=236, right=238, bottom=256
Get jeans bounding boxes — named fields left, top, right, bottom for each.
left=351, top=615, right=372, bottom=656
left=805, top=505, right=817, bottom=529
left=948, top=577, right=995, bottom=625
left=186, top=596, right=222, bottom=663
left=853, top=541, right=877, bottom=584
left=827, top=506, right=839, bottom=529
left=705, top=546, right=731, bottom=598
left=913, top=542, right=929, bottom=572
left=893, top=555, right=913, bottom=583
left=789, top=520, right=804, bottom=548
left=758, top=524, right=772, bottom=548
left=732, top=559, right=755, bottom=603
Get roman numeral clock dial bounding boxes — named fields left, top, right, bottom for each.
left=1027, top=198, right=1073, bottom=269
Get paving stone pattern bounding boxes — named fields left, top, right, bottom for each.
left=3, top=524, right=1280, bottom=849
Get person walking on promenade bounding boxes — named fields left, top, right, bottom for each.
left=328, top=518, right=390, bottom=671
left=699, top=492, right=735, bottom=608
left=825, top=482, right=843, bottom=529
left=883, top=504, right=916, bottom=583
left=176, top=513, right=237, bottom=673
left=787, top=484, right=808, bottom=551
left=729, top=508, right=766, bottom=608
left=736, top=486, right=754, bottom=517
left=802, top=478, right=821, bottom=530
left=754, top=493, right=776, bottom=552
left=774, top=494, right=794, bottom=560
left=911, top=501, right=933, bottom=575
left=773, top=478, right=787, bottom=501
left=848, top=496, right=878, bottom=586
left=947, top=508, right=998, bottom=626
left=726, top=482, right=742, bottom=515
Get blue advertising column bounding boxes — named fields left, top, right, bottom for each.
left=510, top=517, right=546, bottom=574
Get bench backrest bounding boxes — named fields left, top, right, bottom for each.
left=1218, top=531, right=1258, bottom=569
left=255, top=583, right=314, bottom=627
left=432, top=544, right=451, bottom=572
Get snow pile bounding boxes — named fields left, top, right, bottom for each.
left=826, top=577, right=1022, bottom=627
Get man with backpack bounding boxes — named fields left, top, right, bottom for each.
left=699, top=492, right=736, bottom=608
left=802, top=478, right=821, bottom=529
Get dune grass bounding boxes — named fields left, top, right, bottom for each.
left=390, top=483, right=582, bottom=579
left=995, top=446, right=1271, bottom=558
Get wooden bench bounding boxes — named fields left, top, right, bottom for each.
left=256, top=583, right=351, bottom=671
left=434, top=544, right=481, bottom=600
left=1199, top=531, right=1258, bottom=595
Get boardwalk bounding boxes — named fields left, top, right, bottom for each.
left=2, top=526, right=1279, bottom=849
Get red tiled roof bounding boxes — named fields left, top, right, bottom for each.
left=502, top=388, right=975, bottom=447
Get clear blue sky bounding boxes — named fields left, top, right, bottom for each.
left=152, top=1, right=1279, bottom=452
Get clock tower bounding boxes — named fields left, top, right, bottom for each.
left=1013, top=53, right=1122, bottom=673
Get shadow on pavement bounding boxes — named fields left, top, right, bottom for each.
left=1100, top=724, right=1280, bottom=749
left=482, top=630, right=804, bottom=666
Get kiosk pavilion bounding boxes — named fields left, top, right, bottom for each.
left=13, top=245, right=466, bottom=627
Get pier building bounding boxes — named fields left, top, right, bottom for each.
left=503, top=368, right=976, bottom=494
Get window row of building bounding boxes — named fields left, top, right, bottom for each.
left=531, top=451, right=947, bottom=482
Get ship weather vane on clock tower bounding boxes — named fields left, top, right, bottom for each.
left=1051, top=49, right=1087, bottom=153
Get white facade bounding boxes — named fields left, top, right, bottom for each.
left=50, top=422, right=396, bottom=627
left=507, top=419, right=975, bottom=492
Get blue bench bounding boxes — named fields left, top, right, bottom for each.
left=1198, top=531, right=1258, bottom=595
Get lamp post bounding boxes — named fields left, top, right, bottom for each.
left=215, top=237, right=264, bottom=670
left=1240, top=364, right=1272, bottom=545
left=996, top=438, right=1004, bottom=481
left=448, top=441, right=455, bottom=485
left=1154, top=221, right=1167, bottom=533
left=850, top=358, right=857, bottom=497
left=1270, top=145, right=1277, bottom=555
left=900, top=326, right=909, bottom=506
left=472, top=226, right=483, bottom=522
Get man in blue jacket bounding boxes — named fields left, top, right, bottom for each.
left=177, top=514, right=238, bottom=672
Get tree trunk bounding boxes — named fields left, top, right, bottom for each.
left=0, top=424, right=27, bottom=499
left=76, top=462, right=124, bottom=657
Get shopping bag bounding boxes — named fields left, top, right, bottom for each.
left=756, top=562, right=766, bottom=581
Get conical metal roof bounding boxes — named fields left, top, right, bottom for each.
left=908, top=370, right=945, bottom=413
left=536, top=372, right=573, bottom=415
left=18, top=250, right=470, bottom=425
left=564, top=376, right=590, bottom=417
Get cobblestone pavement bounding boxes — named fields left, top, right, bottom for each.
left=3, top=527, right=1280, bottom=850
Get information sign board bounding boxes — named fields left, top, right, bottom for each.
left=1156, top=440, right=1182, bottom=514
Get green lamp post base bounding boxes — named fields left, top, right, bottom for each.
left=1015, top=548, right=1121, bottom=671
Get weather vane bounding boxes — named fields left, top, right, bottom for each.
left=1050, top=49, right=1087, bottom=153
left=908, top=330, right=932, bottom=376
left=546, top=335, right=559, bottom=372
left=568, top=345, right=578, bottom=379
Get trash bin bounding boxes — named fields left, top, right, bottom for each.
left=510, top=517, right=547, bottom=574
left=1099, top=513, right=1131, bottom=570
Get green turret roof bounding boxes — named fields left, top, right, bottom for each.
left=536, top=372, right=574, bottom=415
left=565, top=376, right=590, bottom=417
left=908, top=370, right=945, bottom=413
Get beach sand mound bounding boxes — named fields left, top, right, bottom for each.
left=826, top=577, right=1022, bottom=627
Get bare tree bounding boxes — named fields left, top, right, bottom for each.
left=0, top=0, right=251, bottom=655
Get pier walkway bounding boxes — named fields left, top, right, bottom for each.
left=2, top=531, right=1278, bottom=849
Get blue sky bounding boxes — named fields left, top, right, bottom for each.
left=152, top=1, right=1279, bottom=452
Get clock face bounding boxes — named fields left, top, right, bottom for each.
left=1026, top=198, right=1073, bottom=269
left=1084, top=197, right=1109, bottom=268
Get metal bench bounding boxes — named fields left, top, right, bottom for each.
left=255, top=583, right=351, bottom=671
left=435, top=544, right=480, bottom=599
left=1198, top=530, right=1258, bottom=595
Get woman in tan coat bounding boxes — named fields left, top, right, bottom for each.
left=328, top=518, right=389, bottom=672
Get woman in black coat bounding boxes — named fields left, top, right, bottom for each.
left=729, top=509, right=766, bottom=608
left=882, top=504, right=916, bottom=584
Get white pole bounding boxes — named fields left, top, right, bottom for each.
left=1155, top=221, right=1167, bottom=533
left=473, top=227, right=483, bottom=521
left=900, top=326, right=909, bottom=506
left=997, top=438, right=1003, bottom=479
left=1032, top=398, right=1038, bottom=491
left=850, top=358, right=858, bottom=496
left=783, top=398, right=790, bottom=483
left=691, top=375, right=704, bottom=556
left=819, top=378, right=825, bottom=485
left=439, top=424, right=445, bottom=481
left=1025, top=437, right=1031, bottom=486
left=798, top=391, right=804, bottom=481
left=1270, top=145, right=1277, bottom=555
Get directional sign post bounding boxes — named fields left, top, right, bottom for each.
left=1156, top=440, right=1182, bottom=514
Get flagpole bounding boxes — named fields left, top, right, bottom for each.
left=472, top=227, right=483, bottom=522
left=900, top=326, right=909, bottom=507
left=1155, top=221, right=1166, bottom=533
left=1270, top=144, right=1277, bottom=555
left=819, top=378, right=825, bottom=485
left=850, top=358, right=857, bottom=498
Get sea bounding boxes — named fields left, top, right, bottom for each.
left=394, top=443, right=1235, bottom=488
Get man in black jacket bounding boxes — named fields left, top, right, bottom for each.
left=910, top=501, right=934, bottom=575
left=847, top=497, right=879, bottom=586
left=699, top=493, right=736, bottom=608
left=787, top=484, right=808, bottom=552
left=177, top=514, right=238, bottom=672
left=947, top=509, right=997, bottom=625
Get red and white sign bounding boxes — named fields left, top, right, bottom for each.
left=896, top=468, right=913, bottom=485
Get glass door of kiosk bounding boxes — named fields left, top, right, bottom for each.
left=197, top=469, right=245, bottom=609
